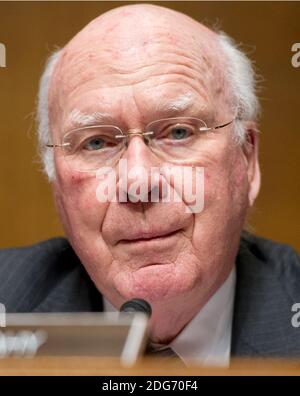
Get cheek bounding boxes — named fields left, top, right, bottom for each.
left=54, top=162, right=108, bottom=232
left=227, top=152, right=250, bottom=204
left=191, top=150, right=249, bottom=255
left=203, top=149, right=249, bottom=206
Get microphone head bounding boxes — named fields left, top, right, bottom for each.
left=120, top=298, right=152, bottom=317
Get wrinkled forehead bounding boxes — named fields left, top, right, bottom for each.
left=48, top=8, right=230, bottom=128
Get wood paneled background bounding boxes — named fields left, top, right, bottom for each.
left=0, top=1, right=299, bottom=251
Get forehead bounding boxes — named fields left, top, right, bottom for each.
left=57, top=38, right=220, bottom=92
left=49, top=14, right=229, bottom=132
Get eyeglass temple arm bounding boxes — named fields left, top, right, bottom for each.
left=199, top=119, right=235, bottom=132
left=45, top=143, right=70, bottom=148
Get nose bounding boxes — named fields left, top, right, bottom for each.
left=116, top=135, right=164, bottom=203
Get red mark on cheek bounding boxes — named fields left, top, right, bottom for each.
left=70, top=172, right=87, bottom=186
left=69, top=173, right=101, bottom=206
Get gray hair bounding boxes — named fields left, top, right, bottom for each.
left=36, top=32, right=260, bottom=181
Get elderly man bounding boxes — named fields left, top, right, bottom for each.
left=0, top=4, right=299, bottom=365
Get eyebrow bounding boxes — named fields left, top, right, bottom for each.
left=158, top=92, right=197, bottom=114
left=67, top=109, right=115, bottom=129
left=66, top=92, right=211, bottom=130
left=154, top=92, right=213, bottom=123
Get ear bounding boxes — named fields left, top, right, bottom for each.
left=242, top=121, right=261, bottom=207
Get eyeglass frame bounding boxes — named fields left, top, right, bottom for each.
left=45, top=116, right=237, bottom=150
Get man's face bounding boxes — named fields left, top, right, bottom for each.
left=49, top=6, right=259, bottom=341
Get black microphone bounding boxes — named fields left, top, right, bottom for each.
left=120, top=298, right=152, bottom=317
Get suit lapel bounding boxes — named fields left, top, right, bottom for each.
left=32, top=244, right=103, bottom=313
left=231, top=235, right=297, bottom=357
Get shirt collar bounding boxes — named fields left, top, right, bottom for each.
left=170, top=267, right=236, bottom=366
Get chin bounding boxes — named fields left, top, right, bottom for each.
left=113, top=263, right=199, bottom=303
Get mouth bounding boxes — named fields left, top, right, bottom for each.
left=119, top=228, right=182, bottom=244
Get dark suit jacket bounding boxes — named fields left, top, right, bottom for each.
left=0, top=233, right=299, bottom=358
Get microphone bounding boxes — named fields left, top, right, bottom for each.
left=120, top=298, right=152, bottom=317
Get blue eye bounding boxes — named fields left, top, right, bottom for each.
left=84, top=137, right=105, bottom=151
left=165, top=124, right=195, bottom=141
left=170, top=127, right=189, bottom=140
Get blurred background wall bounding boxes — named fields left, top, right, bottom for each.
left=0, top=1, right=299, bottom=251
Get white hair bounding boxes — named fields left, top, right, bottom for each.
left=36, top=32, right=260, bottom=181
left=217, top=32, right=260, bottom=143
left=37, top=49, right=62, bottom=180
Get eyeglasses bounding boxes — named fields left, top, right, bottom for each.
left=46, top=116, right=235, bottom=172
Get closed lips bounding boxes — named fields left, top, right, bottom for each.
left=119, top=228, right=182, bottom=243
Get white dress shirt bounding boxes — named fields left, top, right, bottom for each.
left=104, top=267, right=236, bottom=367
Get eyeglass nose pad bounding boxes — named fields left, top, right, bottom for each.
left=143, top=135, right=151, bottom=146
